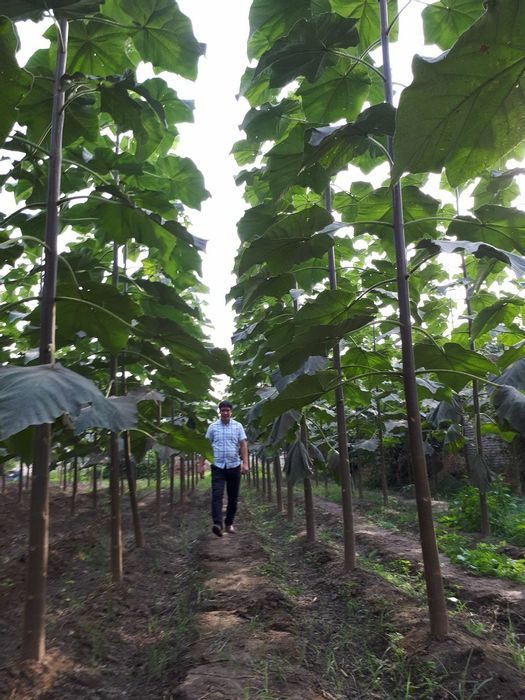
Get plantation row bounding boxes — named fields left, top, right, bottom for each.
left=1, top=0, right=525, bottom=667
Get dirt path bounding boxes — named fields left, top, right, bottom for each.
left=1, top=484, right=525, bottom=699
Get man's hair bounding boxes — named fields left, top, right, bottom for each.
left=218, top=400, right=233, bottom=410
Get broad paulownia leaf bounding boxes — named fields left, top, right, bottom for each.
left=446, top=205, right=525, bottom=255
left=494, top=357, right=525, bottom=391
left=393, top=0, right=525, bottom=187
left=0, top=19, right=33, bottom=149
left=72, top=388, right=164, bottom=434
left=268, top=409, right=302, bottom=445
left=237, top=205, right=333, bottom=275
left=1, top=0, right=101, bottom=20
left=492, top=385, right=525, bottom=437
left=413, top=341, right=497, bottom=391
left=0, top=364, right=129, bottom=440
left=254, top=13, right=359, bottom=88
left=261, top=370, right=338, bottom=421
left=330, top=0, right=399, bottom=51
left=103, top=0, right=205, bottom=79
left=471, top=298, right=522, bottom=340
left=304, top=104, right=395, bottom=179
left=248, top=0, right=329, bottom=59
left=297, top=58, right=371, bottom=123
left=354, top=437, right=379, bottom=452
left=422, top=0, right=485, bottom=50
left=284, top=438, right=314, bottom=485
left=417, top=239, right=525, bottom=278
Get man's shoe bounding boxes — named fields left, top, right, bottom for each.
left=225, top=525, right=235, bottom=534
left=212, top=524, right=223, bottom=537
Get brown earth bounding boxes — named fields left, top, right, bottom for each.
left=0, top=482, right=524, bottom=699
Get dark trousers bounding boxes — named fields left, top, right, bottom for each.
left=211, top=465, right=241, bottom=527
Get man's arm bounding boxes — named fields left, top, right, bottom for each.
left=240, top=439, right=249, bottom=474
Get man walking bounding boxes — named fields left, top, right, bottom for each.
left=199, top=400, right=249, bottom=537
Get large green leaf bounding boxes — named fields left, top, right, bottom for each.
left=274, top=293, right=377, bottom=373
left=1, top=0, right=101, bottom=20
left=446, top=205, right=525, bottom=254
left=103, top=0, right=205, bottom=79
left=417, top=238, right=525, bottom=277
left=134, top=155, right=210, bottom=210
left=228, top=271, right=296, bottom=312
left=303, top=103, right=395, bottom=178
left=422, top=0, right=485, bottom=50
left=261, top=370, right=338, bottom=421
left=254, top=13, right=359, bottom=88
left=248, top=0, right=329, bottom=59
left=393, top=0, right=525, bottom=186
left=63, top=20, right=134, bottom=74
left=297, top=57, right=370, bottom=123
left=54, top=281, right=141, bottom=353
left=237, top=205, right=333, bottom=275
left=330, top=0, right=399, bottom=50
left=494, top=357, right=525, bottom=390
left=472, top=298, right=522, bottom=339
left=284, top=438, right=314, bottom=485
left=413, top=341, right=497, bottom=391
left=492, top=385, right=525, bottom=436
left=264, top=126, right=306, bottom=198
left=241, top=99, right=303, bottom=145
left=0, top=364, right=128, bottom=440
left=0, top=19, right=33, bottom=149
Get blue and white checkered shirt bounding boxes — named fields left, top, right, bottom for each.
left=206, top=418, right=247, bottom=468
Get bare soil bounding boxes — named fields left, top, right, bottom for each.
left=0, top=482, right=524, bottom=699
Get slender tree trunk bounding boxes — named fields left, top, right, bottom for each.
left=326, top=189, right=356, bottom=567
left=169, top=455, right=175, bottom=513
left=21, top=17, right=69, bottom=661
left=260, top=455, right=266, bottom=498
left=155, top=454, right=161, bottom=527
left=123, top=431, right=144, bottom=547
left=191, top=453, right=195, bottom=492
left=26, top=462, right=31, bottom=492
left=92, top=465, right=98, bottom=510
left=287, top=481, right=294, bottom=522
left=255, top=453, right=260, bottom=492
left=273, top=455, right=283, bottom=513
left=109, top=430, right=123, bottom=583
left=18, top=459, right=24, bottom=503
left=461, top=253, right=490, bottom=535
left=1, top=463, right=5, bottom=494
left=180, top=455, right=186, bottom=503
left=266, top=458, right=272, bottom=504
left=62, top=461, right=67, bottom=491
left=70, top=455, right=78, bottom=516
left=300, top=419, right=316, bottom=543
left=379, top=0, right=448, bottom=639
left=376, top=399, right=388, bottom=507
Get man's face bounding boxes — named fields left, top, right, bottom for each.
left=219, top=407, right=232, bottom=423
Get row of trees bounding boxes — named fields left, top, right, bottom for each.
left=228, top=0, right=525, bottom=641
left=0, top=1, right=223, bottom=661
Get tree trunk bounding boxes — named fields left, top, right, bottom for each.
left=70, top=455, right=78, bottom=516
left=18, top=459, right=24, bottom=503
left=255, top=453, right=260, bottom=492
left=191, top=453, right=195, bottom=492
left=301, top=419, right=316, bottom=543
left=260, top=455, right=266, bottom=498
left=21, top=16, right=69, bottom=662
left=379, top=0, right=448, bottom=640
left=287, top=481, right=294, bottom=522
left=180, top=455, right=186, bottom=503
left=273, top=455, right=283, bottom=513
left=1, top=463, right=5, bottom=495
left=109, top=431, right=123, bottom=584
left=266, top=459, right=272, bottom=504
left=155, top=454, right=161, bottom=527
left=123, top=430, right=144, bottom=547
left=169, top=455, right=175, bottom=513
left=92, top=465, right=98, bottom=510
left=62, top=461, right=67, bottom=491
